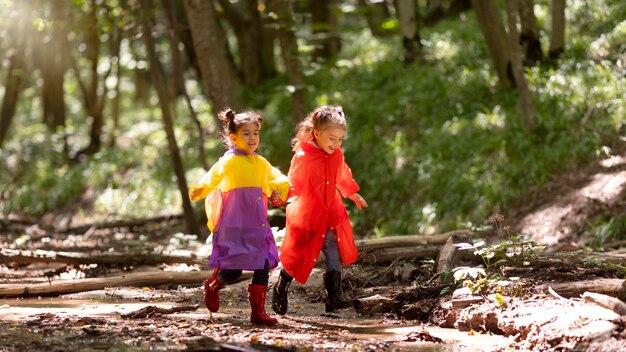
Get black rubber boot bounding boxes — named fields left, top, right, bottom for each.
left=324, top=271, right=351, bottom=313
left=271, top=271, right=292, bottom=315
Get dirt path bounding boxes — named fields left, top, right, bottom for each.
left=507, top=152, right=626, bottom=251
left=0, top=269, right=512, bottom=351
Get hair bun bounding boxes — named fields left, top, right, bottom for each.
left=218, top=108, right=236, bottom=122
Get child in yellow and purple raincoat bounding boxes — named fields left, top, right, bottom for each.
left=189, top=108, right=289, bottom=326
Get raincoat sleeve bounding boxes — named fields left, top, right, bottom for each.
left=336, top=153, right=360, bottom=198
left=286, top=152, right=306, bottom=197
left=267, top=160, right=290, bottom=205
left=189, top=158, right=228, bottom=201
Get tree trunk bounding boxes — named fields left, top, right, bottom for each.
left=184, top=0, right=242, bottom=112
left=85, top=1, right=104, bottom=155
left=38, top=0, right=68, bottom=131
left=217, top=0, right=276, bottom=85
left=423, top=0, right=472, bottom=27
left=0, top=20, right=26, bottom=147
left=266, top=0, right=308, bottom=126
left=71, top=0, right=115, bottom=158
left=162, top=0, right=210, bottom=171
left=309, top=0, right=341, bottom=62
left=518, top=0, right=542, bottom=64
left=129, top=41, right=151, bottom=107
left=108, top=40, right=123, bottom=148
left=470, top=0, right=514, bottom=88
left=505, top=0, right=535, bottom=132
left=358, top=0, right=392, bottom=37
left=549, top=0, right=565, bottom=58
left=166, top=8, right=187, bottom=103
left=396, top=0, right=421, bottom=63
left=170, top=1, right=203, bottom=87
left=141, top=0, right=202, bottom=237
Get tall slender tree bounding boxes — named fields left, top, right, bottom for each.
left=309, top=0, right=341, bottom=62
left=71, top=0, right=120, bottom=158
left=184, top=0, right=242, bottom=112
left=140, top=0, right=201, bottom=237
left=266, top=0, right=308, bottom=125
left=35, top=0, right=69, bottom=131
left=423, top=0, right=471, bottom=26
left=162, top=0, right=210, bottom=171
left=396, top=0, right=421, bottom=63
left=505, top=0, right=535, bottom=132
left=216, top=0, right=277, bottom=84
left=549, top=0, right=566, bottom=58
left=0, top=16, right=27, bottom=147
left=518, top=0, right=542, bottom=64
left=470, top=0, right=514, bottom=88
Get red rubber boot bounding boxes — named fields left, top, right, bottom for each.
left=248, top=284, right=278, bottom=325
left=204, top=268, right=223, bottom=312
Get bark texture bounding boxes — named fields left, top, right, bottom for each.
left=396, top=0, right=421, bottom=63
left=0, top=18, right=26, bottom=147
left=518, top=0, right=543, bottom=64
left=470, top=0, right=514, bottom=88
left=505, top=0, right=535, bottom=132
left=141, top=0, right=201, bottom=237
left=549, top=0, right=566, bottom=58
left=184, top=0, right=242, bottom=111
left=309, top=0, right=341, bottom=61
left=266, top=0, right=308, bottom=125
left=217, top=0, right=277, bottom=84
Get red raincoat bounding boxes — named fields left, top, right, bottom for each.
left=279, top=140, right=360, bottom=284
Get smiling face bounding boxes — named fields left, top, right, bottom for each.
left=313, top=125, right=346, bottom=154
left=230, top=122, right=261, bottom=154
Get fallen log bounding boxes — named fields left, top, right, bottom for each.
left=0, top=270, right=251, bottom=298
left=0, top=249, right=207, bottom=266
left=583, top=292, right=626, bottom=315
left=61, top=214, right=184, bottom=233
left=355, top=230, right=475, bottom=252
left=358, top=246, right=442, bottom=264
left=349, top=230, right=476, bottom=265
left=536, top=279, right=626, bottom=300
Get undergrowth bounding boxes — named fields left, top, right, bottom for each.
left=1, top=1, right=625, bottom=237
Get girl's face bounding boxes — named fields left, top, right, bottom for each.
left=230, top=122, right=260, bottom=154
left=313, top=125, right=346, bottom=154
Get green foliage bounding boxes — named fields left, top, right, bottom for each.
left=602, top=262, right=626, bottom=279
left=588, top=215, right=626, bottom=249
left=1, top=0, right=625, bottom=237
left=456, top=235, right=545, bottom=270
left=453, top=235, right=542, bottom=296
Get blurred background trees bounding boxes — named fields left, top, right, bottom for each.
left=0, top=0, right=624, bottom=239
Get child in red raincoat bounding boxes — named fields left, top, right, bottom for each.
left=189, top=108, right=289, bottom=325
left=271, top=105, right=368, bottom=315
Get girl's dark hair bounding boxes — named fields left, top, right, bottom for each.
left=292, top=105, right=347, bottom=150
left=218, top=108, right=263, bottom=148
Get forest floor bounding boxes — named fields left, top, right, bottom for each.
left=2, top=151, right=626, bottom=351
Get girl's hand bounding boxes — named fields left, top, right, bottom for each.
left=348, top=193, right=368, bottom=210
left=189, top=186, right=204, bottom=201
left=270, top=191, right=282, bottom=204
